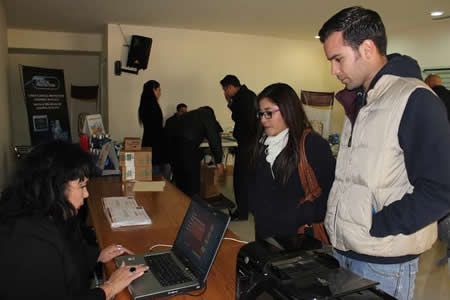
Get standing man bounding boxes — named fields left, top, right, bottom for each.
left=220, top=75, right=257, bottom=221
left=319, top=7, right=450, bottom=300
left=165, top=103, right=188, bottom=179
left=425, top=74, right=450, bottom=120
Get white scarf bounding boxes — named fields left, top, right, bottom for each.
left=263, top=128, right=289, bottom=178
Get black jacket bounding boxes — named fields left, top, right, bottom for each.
left=165, top=113, right=180, bottom=164
left=248, top=133, right=335, bottom=239
left=165, top=113, right=179, bottom=134
left=172, top=107, right=223, bottom=163
left=228, top=85, right=257, bottom=145
left=140, top=100, right=167, bottom=164
left=0, top=216, right=104, bottom=300
left=432, top=85, right=450, bottom=121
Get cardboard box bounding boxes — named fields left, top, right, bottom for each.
left=119, top=148, right=152, bottom=166
left=200, top=164, right=220, bottom=198
left=121, top=165, right=152, bottom=182
left=123, top=137, right=142, bottom=151
left=119, top=148, right=152, bottom=181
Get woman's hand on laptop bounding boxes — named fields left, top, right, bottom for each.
left=100, top=262, right=149, bottom=300
left=98, top=244, right=134, bottom=263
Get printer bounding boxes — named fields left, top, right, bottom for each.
left=236, top=235, right=395, bottom=300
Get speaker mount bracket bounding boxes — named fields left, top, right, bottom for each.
left=114, top=60, right=139, bottom=76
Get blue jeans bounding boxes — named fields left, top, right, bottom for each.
left=333, top=250, right=419, bottom=300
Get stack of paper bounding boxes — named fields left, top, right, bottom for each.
left=103, top=196, right=152, bottom=228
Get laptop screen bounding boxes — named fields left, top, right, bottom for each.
left=172, top=198, right=230, bottom=281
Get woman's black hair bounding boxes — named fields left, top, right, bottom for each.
left=251, top=83, right=311, bottom=185
left=0, top=140, right=95, bottom=224
left=138, top=80, right=161, bottom=126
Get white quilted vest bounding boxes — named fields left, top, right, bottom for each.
left=325, top=75, right=437, bottom=257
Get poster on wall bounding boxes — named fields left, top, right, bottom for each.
left=21, top=65, right=71, bottom=145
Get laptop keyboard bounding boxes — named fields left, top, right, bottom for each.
left=144, top=253, right=192, bottom=287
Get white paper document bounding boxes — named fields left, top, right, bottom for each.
left=103, top=196, right=152, bottom=228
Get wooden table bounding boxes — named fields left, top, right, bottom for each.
left=87, top=176, right=242, bottom=300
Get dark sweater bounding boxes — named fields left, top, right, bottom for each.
left=174, top=107, right=223, bottom=163
left=228, top=85, right=257, bottom=145
left=248, top=133, right=335, bottom=239
left=432, top=85, right=450, bottom=120
left=0, top=216, right=105, bottom=300
left=140, top=99, right=167, bottom=164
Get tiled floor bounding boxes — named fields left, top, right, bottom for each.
left=217, top=170, right=450, bottom=300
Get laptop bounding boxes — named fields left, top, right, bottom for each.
left=115, top=197, right=230, bottom=299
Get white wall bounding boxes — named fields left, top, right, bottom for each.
left=107, top=24, right=343, bottom=142
left=389, top=22, right=450, bottom=70
left=8, top=29, right=102, bottom=52
left=0, top=0, right=11, bottom=190
left=8, top=53, right=100, bottom=145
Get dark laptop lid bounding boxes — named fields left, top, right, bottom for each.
left=172, top=196, right=230, bottom=282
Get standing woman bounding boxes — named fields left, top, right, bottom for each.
left=248, top=83, right=335, bottom=240
left=138, top=80, right=170, bottom=178
left=0, top=141, right=148, bottom=300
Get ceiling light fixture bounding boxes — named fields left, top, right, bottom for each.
left=430, top=11, right=444, bottom=17
left=314, top=35, right=320, bottom=39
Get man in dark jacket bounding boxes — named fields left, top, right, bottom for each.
left=170, top=106, right=224, bottom=197
left=165, top=103, right=188, bottom=130
left=165, top=103, right=188, bottom=174
left=220, top=75, right=257, bottom=220
left=425, top=74, right=450, bottom=120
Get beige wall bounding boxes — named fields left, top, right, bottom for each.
left=0, top=0, right=11, bottom=189
left=389, top=22, right=450, bottom=70
left=107, top=24, right=343, bottom=141
left=8, top=29, right=102, bottom=52
left=8, top=53, right=100, bottom=145
left=6, top=21, right=448, bottom=153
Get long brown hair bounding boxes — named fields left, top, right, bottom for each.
left=251, top=83, right=311, bottom=185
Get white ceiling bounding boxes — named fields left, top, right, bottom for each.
left=4, top=0, right=450, bottom=40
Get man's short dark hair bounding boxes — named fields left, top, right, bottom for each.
left=176, top=103, right=187, bottom=112
left=318, top=6, right=387, bottom=56
left=220, top=75, right=241, bottom=88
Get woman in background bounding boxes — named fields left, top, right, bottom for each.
left=0, top=141, right=148, bottom=300
left=248, top=83, right=335, bottom=240
left=138, top=80, right=170, bottom=178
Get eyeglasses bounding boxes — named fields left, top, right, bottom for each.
left=256, top=108, right=280, bottom=119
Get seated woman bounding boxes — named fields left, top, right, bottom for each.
left=248, top=83, right=336, bottom=240
left=0, top=141, right=148, bottom=300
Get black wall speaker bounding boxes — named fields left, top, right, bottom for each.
left=126, top=35, right=152, bottom=70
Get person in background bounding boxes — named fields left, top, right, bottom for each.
left=220, top=75, right=257, bottom=221
left=165, top=103, right=188, bottom=134
left=319, top=6, right=450, bottom=299
left=0, top=141, right=148, bottom=300
left=425, top=74, right=450, bottom=120
left=138, top=80, right=170, bottom=178
left=165, top=103, right=188, bottom=180
left=248, top=83, right=335, bottom=240
left=170, top=106, right=224, bottom=197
